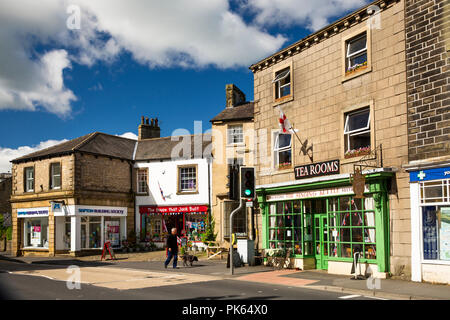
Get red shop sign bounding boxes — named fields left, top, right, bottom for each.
left=139, top=205, right=208, bottom=214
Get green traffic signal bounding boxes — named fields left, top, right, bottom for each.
left=245, top=189, right=252, bottom=196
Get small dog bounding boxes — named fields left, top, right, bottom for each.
left=181, top=253, right=198, bottom=267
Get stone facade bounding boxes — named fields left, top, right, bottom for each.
left=252, top=0, right=411, bottom=277
left=405, top=0, right=449, bottom=162
left=0, top=174, right=12, bottom=219
left=10, top=153, right=134, bottom=256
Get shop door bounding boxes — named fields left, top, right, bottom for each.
left=314, top=214, right=328, bottom=270
left=81, top=223, right=87, bottom=249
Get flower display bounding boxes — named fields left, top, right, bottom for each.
left=345, top=146, right=371, bottom=158
left=346, top=61, right=368, bottom=74
left=278, top=162, right=292, bottom=169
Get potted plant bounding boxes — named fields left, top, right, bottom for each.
left=121, top=239, right=129, bottom=253
left=345, top=146, right=371, bottom=159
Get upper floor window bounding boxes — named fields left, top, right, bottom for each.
left=137, top=169, right=148, bottom=193
left=346, top=33, right=367, bottom=74
left=274, top=133, right=292, bottom=170
left=24, top=167, right=34, bottom=192
left=227, top=124, right=243, bottom=144
left=179, top=166, right=197, bottom=193
left=344, top=107, right=371, bottom=157
left=273, top=67, right=291, bottom=100
left=50, top=163, right=61, bottom=189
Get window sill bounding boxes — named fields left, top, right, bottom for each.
left=341, top=66, right=372, bottom=83
left=421, top=260, right=450, bottom=265
left=226, top=143, right=246, bottom=148
left=22, top=247, right=49, bottom=251
left=177, top=191, right=199, bottom=195
left=272, top=94, right=293, bottom=106
left=136, top=192, right=149, bottom=196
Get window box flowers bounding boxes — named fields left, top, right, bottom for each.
left=345, top=61, right=368, bottom=76
left=278, top=162, right=292, bottom=170
left=344, top=146, right=371, bottom=159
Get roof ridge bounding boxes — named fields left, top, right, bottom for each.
left=71, top=132, right=98, bottom=151
left=95, top=131, right=138, bottom=141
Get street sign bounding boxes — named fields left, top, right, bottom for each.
left=246, top=201, right=253, bottom=208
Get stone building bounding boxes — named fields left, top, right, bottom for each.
left=403, top=0, right=450, bottom=284
left=10, top=132, right=136, bottom=256
left=210, top=84, right=259, bottom=247
left=0, top=173, right=12, bottom=227
left=250, top=0, right=409, bottom=278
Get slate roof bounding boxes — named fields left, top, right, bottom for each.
left=11, top=132, right=137, bottom=163
left=210, top=102, right=254, bottom=123
left=134, top=133, right=212, bottom=161
left=11, top=132, right=212, bottom=163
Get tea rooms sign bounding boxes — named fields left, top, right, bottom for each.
left=294, top=160, right=340, bottom=180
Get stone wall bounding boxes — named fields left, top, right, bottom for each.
left=405, top=0, right=450, bottom=161
left=252, top=0, right=411, bottom=277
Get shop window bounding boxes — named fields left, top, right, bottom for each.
left=421, top=206, right=450, bottom=261
left=273, top=67, right=291, bottom=100
left=420, top=180, right=449, bottom=203
left=178, top=166, right=197, bottom=193
left=64, top=217, right=71, bottom=250
left=24, top=218, right=48, bottom=248
left=273, top=132, right=292, bottom=170
left=344, top=107, right=371, bottom=158
left=345, top=33, right=367, bottom=75
left=89, top=217, right=101, bottom=249
left=24, top=167, right=34, bottom=192
left=227, top=124, right=244, bottom=145
left=104, top=217, right=121, bottom=247
left=185, top=213, right=207, bottom=242
left=143, top=216, right=162, bottom=242
left=137, top=169, right=148, bottom=193
left=50, top=162, right=61, bottom=189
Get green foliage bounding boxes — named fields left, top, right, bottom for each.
left=127, top=230, right=137, bottom=246
left=180, top=246, right=186, bottom=255
left=6, top=227, right=12, bottom=241
left=201, top=214, right=217, bottom=243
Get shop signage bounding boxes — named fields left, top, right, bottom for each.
left=294, top=160, right=340, bottom=180
left=410, top=166, right=450, bottom=182
left=17, top=208, right=49, bottom=217
left=139, top=205, right=208, bottom=214
left=77, top=207, right=126, bottom=216
left=266, top=185, right=370, bottom=202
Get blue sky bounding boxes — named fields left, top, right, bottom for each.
left=0, top=0, right=370, bottom=172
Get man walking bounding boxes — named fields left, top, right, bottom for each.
left=164, top=228, right=179, bottom=269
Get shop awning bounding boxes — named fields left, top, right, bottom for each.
left=139, top=205, right=208, bottom=215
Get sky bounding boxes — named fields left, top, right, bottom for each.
left=0, top=0, right=370, bottom=172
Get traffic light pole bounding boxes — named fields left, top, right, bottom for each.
left=230, top=197, right=244, bottom=276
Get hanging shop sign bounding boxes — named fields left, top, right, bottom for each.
left=294, top=160, right=340, bottom=180
left=409, top=166, right=450, bottom=182
left=266, top=184, right=370, bottom=202
left=17, top=207, right=49, bottom=218
left=139, top=205, right=208, bottom=215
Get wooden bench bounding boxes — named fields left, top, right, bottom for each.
left=204, top=242, right=228, bottom=260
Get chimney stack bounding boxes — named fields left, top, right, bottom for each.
left=225, top=84, right=246, bottom=109
left=138, top=116, right=161, bottom=140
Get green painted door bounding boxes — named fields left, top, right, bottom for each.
left=314, top=214, right=328, bottom=270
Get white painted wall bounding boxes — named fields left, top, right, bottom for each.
left=410, top=183, right=422, bottom=282
left=134, top=158, right=212, bottom=234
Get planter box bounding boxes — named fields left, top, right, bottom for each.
left=344, top=150, right=371, bottom=159
left=345, top=64, right=368, bottom=76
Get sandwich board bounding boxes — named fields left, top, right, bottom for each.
left=101, top=241, right=116, bottom=261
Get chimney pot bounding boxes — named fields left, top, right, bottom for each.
left=145, top=117, right=149, bottom=125
left=141, top=116, right=145, bottom=124
left=151, top=118, right=154, bottom=126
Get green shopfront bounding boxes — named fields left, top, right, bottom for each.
left=256, top=170, right=394, bottom=278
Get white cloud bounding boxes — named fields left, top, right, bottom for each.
left=0, top=0, right=287, bottom=116
left=117, top=132, right=138, bottom=140
left=0, top=139, right=68, bottom=173
left=243, top=0, right=370, bottom=31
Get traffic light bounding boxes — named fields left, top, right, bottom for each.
left=227, top=165, right=239, bottom=200
left=240, top=167, right=255, bottom=199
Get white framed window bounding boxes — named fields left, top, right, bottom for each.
left=179, top=166, right=197, bottom=192
left=24, top=167, right=34, bottom=192
left=344, top=107, right=371, bottom=153
left=227, top=124, right=244, bottom=144
left=346, top=33, right=368, bottom=72
left=137, top=169, right=148, bottom=193
left=273, top=132, right=292, bottom=169
left=273, top=67, right=291, bottom=100
left=50, top=162, right=61, bottom=189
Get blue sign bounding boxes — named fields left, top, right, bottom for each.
left=409, top=166, right=450, bottom=182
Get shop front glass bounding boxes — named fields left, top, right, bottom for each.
left=420, top=179, right=450, bottom=261
left=104, top=217, right=121, bottom=247
left=80, top=216, right=101, bottom=249
left=24, top=218, right=49, bottom=248
left=64, top=217, right=71, bottom=250
left=185, top=213, right=207, bottom=241
left=267, top=195, right=377, bottom=263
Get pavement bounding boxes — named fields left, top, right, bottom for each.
left=1, top=251, right=449, bottom=300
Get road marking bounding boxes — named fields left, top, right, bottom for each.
left=339, top=294, right=361, bottom=299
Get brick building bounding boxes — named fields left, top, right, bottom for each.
left=0, top=173, right=12, bottom=227
left=250, top=0, right=409, bottom=278
left=210, top=84, right=259, bottom=248
left=403, top=0, right=449, bottom=284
